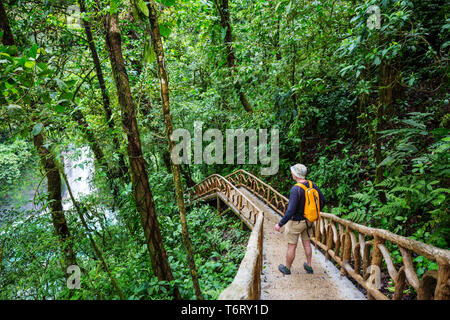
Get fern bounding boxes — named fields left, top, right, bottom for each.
left=430, top=188, right=450, bottom=195
left=349, top=192, right=372, bottom=203
left=390, top=186, right=422, bottom=196
left=376, top=177, right=397, bottom=189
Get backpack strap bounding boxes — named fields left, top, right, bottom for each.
left=295, top=181, right=314, bottom=236
left=296, top=181, right=313, bottom=190
left=295, top=182, right=308, bottom=191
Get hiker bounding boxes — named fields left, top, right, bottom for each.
left=274, top=164, right=326, bottom=275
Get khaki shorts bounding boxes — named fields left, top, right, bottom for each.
left=285, top=220, right=311, bottom=244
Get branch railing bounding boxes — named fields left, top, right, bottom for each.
left=222, top=169, right=450, bottom=300
left=225, top=170, right=289, bottom=215
left=188, top=174, right=262, bottom=226
left=187, top=173, right=264, bottom=299
left=188, top=169, right=450, bottom=300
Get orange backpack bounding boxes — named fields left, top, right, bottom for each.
left=295, top=181, right=321, bottom=223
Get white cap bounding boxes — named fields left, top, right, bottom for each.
left=290, top=164, right=307, bottom=179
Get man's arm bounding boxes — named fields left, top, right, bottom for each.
left=277, top=186, right=299, bottom=228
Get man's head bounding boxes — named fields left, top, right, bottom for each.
left=290, top=163, right=307, bottom=180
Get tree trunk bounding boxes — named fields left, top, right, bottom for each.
left=71, top=109, right=119, bottom=198
left=0, top=0, right=14, bottom=45
left=0, top=240, right=4, bottom=277
left=291, top=41, right=297, bottom=109
left=375, top=62, right=394, bottom=204
left=78, top=0, right=128, bottom=181
left=275, top=18, right=281, bottom=88
left=103, top=13, right=180, bottom=299
left=147, top=0, right=203, bottom=300
left=182, top=164, right=196, bottom=188
left=33, top=130, right=77, bottom=270
left=214, top=0, right=253, bottom=113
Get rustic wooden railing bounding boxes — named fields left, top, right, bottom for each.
left=187, top=174, right=262, bottom=226
left=187, top=174, right=264, bottom=299
left=220, top=169, right=450, bottom=300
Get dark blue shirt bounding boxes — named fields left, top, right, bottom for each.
left=278, top=181, right=326, bottom=227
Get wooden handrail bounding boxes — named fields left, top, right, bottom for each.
left=224, top=169, right=450, bottom=300
left=188, top=169, right=450, bottom=300
left=188, top=173, right=263, bottom=226
left=187, top=173, right=264, bottom=299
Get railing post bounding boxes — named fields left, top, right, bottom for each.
left=341, top=228, right=352, bottom=276
left=325, top=225, right=333, bottom=260
left=334, top=228, right=341, bottom=260
left=435, top=261, right=450, bottom=300
left=354, top=243, right=361, bottom=276
left=193, top=170, right=450, bottom=301
left=393, top=266, right=406, bottom=300
left=367, top=235, right=384, bottom=300
left=315, top=219, right=321, bottom=244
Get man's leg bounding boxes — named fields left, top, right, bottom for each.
left=301, top=239, right=312, bottom=267
left=286, top=243, right=297, bottom=270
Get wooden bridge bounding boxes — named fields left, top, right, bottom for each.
left=187, top=169, right=450, bottom=300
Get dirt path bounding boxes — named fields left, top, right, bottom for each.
left=238, top=187, right=366, bottom=300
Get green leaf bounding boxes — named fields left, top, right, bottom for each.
left=161, top=0, right=175, bottom=6
left=401, top=119, right=426, bottom=130
left=137, top=0, right=149, bottom=17
left=373, top=56, right=381, bottom=66
left=53, top=105, right=66, bottom=113
left=32, top=123, right=43, bottom=136
left=396, top=143, right=418, bottom=153
left=55, top=78, right=66, bottom=90
left=435, top=143, right=450, bottom=153
left=143, top=40, right=156, bottom=64
left=378, top=155, right=394, bottom=167
left=274, top=1, right=282, bottom=12
left=221, top=27, right=226, bottom=41
left=159, top=23, right=172, bottom=38
left=24, top=60, right=35, bottom=69
left=29, top=44, right=38, bottom=59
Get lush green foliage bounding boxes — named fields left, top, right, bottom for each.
left=0, top=168, right=248, bottom=299
left=0, top=0, right=448, bottom=300
left=0, top=139, right=32, bottom=193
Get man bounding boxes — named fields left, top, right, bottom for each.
left=274, top=164, right=326, bottom=275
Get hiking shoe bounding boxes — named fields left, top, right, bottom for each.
left=278, top=264, right=291, bottom=275
left=304, top=262, right=314, bottom=274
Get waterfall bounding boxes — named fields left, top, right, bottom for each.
left=62, top=146, right=93, bottom=210
left=1, top=144, right=117, bottom=233
left=62, top=145, right=117, bottom=225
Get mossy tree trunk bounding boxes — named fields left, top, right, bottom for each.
left=147, top=0, right=203, bottom=300
left=214, top=0, right=253, bottom=113
left=77, top=0, right=128, bottom=181
left=33, top=129, right=77, bottom=270
left=0, top=0, right=14, bottom=45
left=103, top=12, right=180, bottom=299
